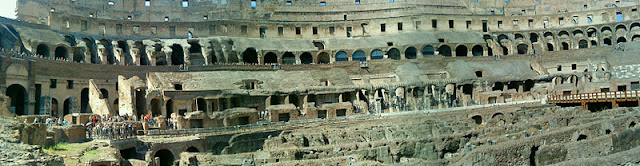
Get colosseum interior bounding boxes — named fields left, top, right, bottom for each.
left=1, top=0, right=640, bottom=165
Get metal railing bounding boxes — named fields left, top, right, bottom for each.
left=547, top=90, right=640, bottom=102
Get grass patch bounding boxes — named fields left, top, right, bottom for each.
left=43, top=142, right=93, bottom=157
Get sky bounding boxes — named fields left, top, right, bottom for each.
left=0, top=0, right=17, bottom=19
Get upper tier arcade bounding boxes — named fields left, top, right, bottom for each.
left=15, top=0, right=640, bottom=39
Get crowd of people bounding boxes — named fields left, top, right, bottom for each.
left=87, top=122, right=137, bottom=140
left=29, top=116, right=71, bottom=127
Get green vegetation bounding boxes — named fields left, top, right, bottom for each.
left=43, top=142, right=92, bottom=156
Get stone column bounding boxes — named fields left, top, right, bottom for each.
left=97, top=46, right=108, bottom=64
left=146, top=48, right=156, bottom=66
left=183, top=45, right=191, bottom=65
left=163, top=46, right=173, bottom=66
left=130, top=48, right=141, bottom=66
left=201, top=46, right=210, bottom=65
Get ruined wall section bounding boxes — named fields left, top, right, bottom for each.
left=117, top=76, right=146, bottom=116
left=89, top=79, right=114, bottom=116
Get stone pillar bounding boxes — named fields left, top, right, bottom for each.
left=97, top=46, right=108, bottom=64
left=146, top=48, right=156, bottom=66
left=183, top=45, right=191, bottom=65
left=131, top=48, right=141, bottom=66
left=163, top=46, right=173, bottom=66
left=202, top=46, right=210, bottom=65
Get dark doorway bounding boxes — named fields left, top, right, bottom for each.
left=300, top=52, right=313, bottom=64
left=438, top=45, right=452, bottom=57
left=81, top=88, right=89, bottom=113
left=456, top=45, right=468, bottom=57
left=264, top=52, right=278, bottom=64
left=63, top=98, right=71, bottom=116
left=171, top=44, right=184, bottom=65
left=282, top=52, right=296, bottom=64
left=242, top=48, right=258, bottom=64
left=6, top=84, right=27, bottom=115
left=151, top=99, right=161, bottom=116
left=55, top=47, right=68, bottom=59
left=404, top=47, right=417, bottom=59
left=388, top=48, right=401, bottom=60
left=36, top=44, right=50, bottom=58
left=165, top=100, right=173, bottom=116
left=154, top=149, right=174, bottom=166
left=135, top=89, right=145, bottom=117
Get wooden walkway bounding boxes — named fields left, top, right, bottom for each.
left=547, top=90, right=640, bottom=109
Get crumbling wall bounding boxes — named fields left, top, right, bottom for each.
left=89, top=79, right=114, bottom=116
left=0, top=94, right=13, bottom=116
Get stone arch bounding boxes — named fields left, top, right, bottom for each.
left=615, top=24, right=627, bottom=32
left=154, top=149, right=174, bottom=166
left=64, top=35, right=77, bottom=46
left=472, top=45, right=483, bottom=56
left=546, top=43, right=554, bottom=51
left=558, top=31, right=570, bottom=38
left=438, top=45, right=452, bottom=57
left=601, top=26, right=613, bottom=33
left=617, top=37, right=627, bottom=43
left=492, top=112, right=504, bottom=119
left=6, top=84, right=27, bottom=115
left=51, top=98, right=58, bottom=117
left=587, top=27, right=597, bottom=37
left=591, top=40, right=598, bottom=47
left=116, top=41, right=132, bottom=65
left=82, top=37, right=98, bottom=64
left=63, top=98, right=71, bottom=116
left=300, top=52, right=313, bottom=64
left=36, top=44, right=50, bottom=58
left=497, top=34, right=509, bottom=41
left=242, top=47, right=258, bottom=64
left=578, top=40, right=588, bottom=48
left=572, top=29, right=584, bottom=37
left=633, top=35, right=640, bottom=41
left=561, top=42, right=569, bottom=50
left=455, top=45, right=468, bottom=57
left=352, top=50, right=366, bottom=61
left=387, top=48, right=401, bottom=60
left=55, top=46, right=69, bottom=59
left=185, top=147, right=199, bottom=152
left=371, top=49, right=384, bottom=60
left=81, top=88, right=89, bottom=113
left=282, top=52, right=295, bottom=64
left=171, top=44, right=184, bottom=65
left=604, top=38, right=612, bottom=45
left=516, top=44, right=528, bottom=54
left=335, top=51, right=349, bottom=61
left=263, top=52, right=278, bottom=64
left=317, top=52, right=330, bottom=64
left=421, top=45, right=434, bottom=56
left=514, top=33, right=525, bottom=40
left=99, top=39, right=115, bottom=64
left=154, top=43, right=167, bottom=65
left=187, top=41, right=204, bottom=65
left=631, top=22, right=640, bottom=32
left=529, top=33, right=539, bottom=43
left=151, top=98, right=162, bottom=116
left=543, top=31, right=554, bottom=39
left=404, top=47, right=417, bottom=59
left=134, top=41, right=150, bottom=65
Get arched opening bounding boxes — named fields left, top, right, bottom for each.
left=55, top=46, right=68, bottom=59
left=404, top=47, right=417, bottom=59
left=282, top=52, right=296, bottom=64
left=113, top=99, right=119, bottom=112
left=188, top=42, right=204, bottom=65
left=63, top=98, right=71, bottom=116
left=501, top=46, right=509, bottom=55
left=165, top=99, right=173, bottom=116
left=517, top=44, right=528, bottom=54
left=633, top=35, right=640, bottom=41
left=591, top=40, right=598, bottom=47
left=572, top=29, right=584, bottom=37
left=421, top=45, right=434, bottom=56
left=135, top=89, right=146, bottom=117
left=83, top=37, right=98, bottom=64
left=371, top=49, right=384, bottom=60
left=471, top=115, right=482, bottom=125
left=151, top=99, right=161, bottom=116
left=617, top=37, right=627, bottom=43
left=455, top=45, right=468, bottom=57
left=543, top=32, right=554, bottom=40
left=153, top=44, right=167, bottom=65
left=438, top=45, right=452, bottom=57
left=514, top=33, right=524, bottom=40
left=212, top=142, right=229, bottom=155
left=578, top=40, right=588, bottom=48
left=587, top=28, right=597, bottom=37
left=289, top=95, right=299, bottom=107
left=352, top=50, right=366, bottom=61
left=529, top=33, right=539, bottom=43
left=264, top=52, right=278, bottom=64
left=6, top=84, right=26, bottom=115
left=81, top=88, right=89, bottom=113
left=270, top=96, right=281, bottom=105
left=630, top=121, right=636, bottom=128
left=209, top=51, right=217, bottom=64
left=576, top=134, right=587, bottom=141
left=135, top=41, right=150, bottom=66
left=498, top=34, right=509, bottom=41
left=335, top=51, right=349, bottom=61
left=186, top=147, right=199, bottom=152
left=51, top=98, right=58, bottom=117
left=492, top=112, right=504, bottom=119
left=616, top=24, right=627, bottom=32
left=472, top=45, right=483, bottom=56
left=36, top=44, right=50, bottom=58
left=300, top=52, right=313, bottom=64
left=524, top=80, right=535, bottom=92
left=117, top=41, right=132, bottom=65
left=387, top=48, right=401, bottom=60
left=317, top=52, right=330, bottom=64
left=64, top=35, right=77, bottom=46
left=242, top=48, right=258, bottom=64
left=99, top=39, right=115, bottom=64
left=171, top=44, right=184, bottom=65
left=631, top=22, right=640, bottom=31
left=154, top=149, right=174, bottom=166
left=100, top=89, right=108, bottom=99
left=561, top=42, right=569, bottom=50
left=558, top=31, right=570, bottom=38
left=604, top=38, right=612, bottom=46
